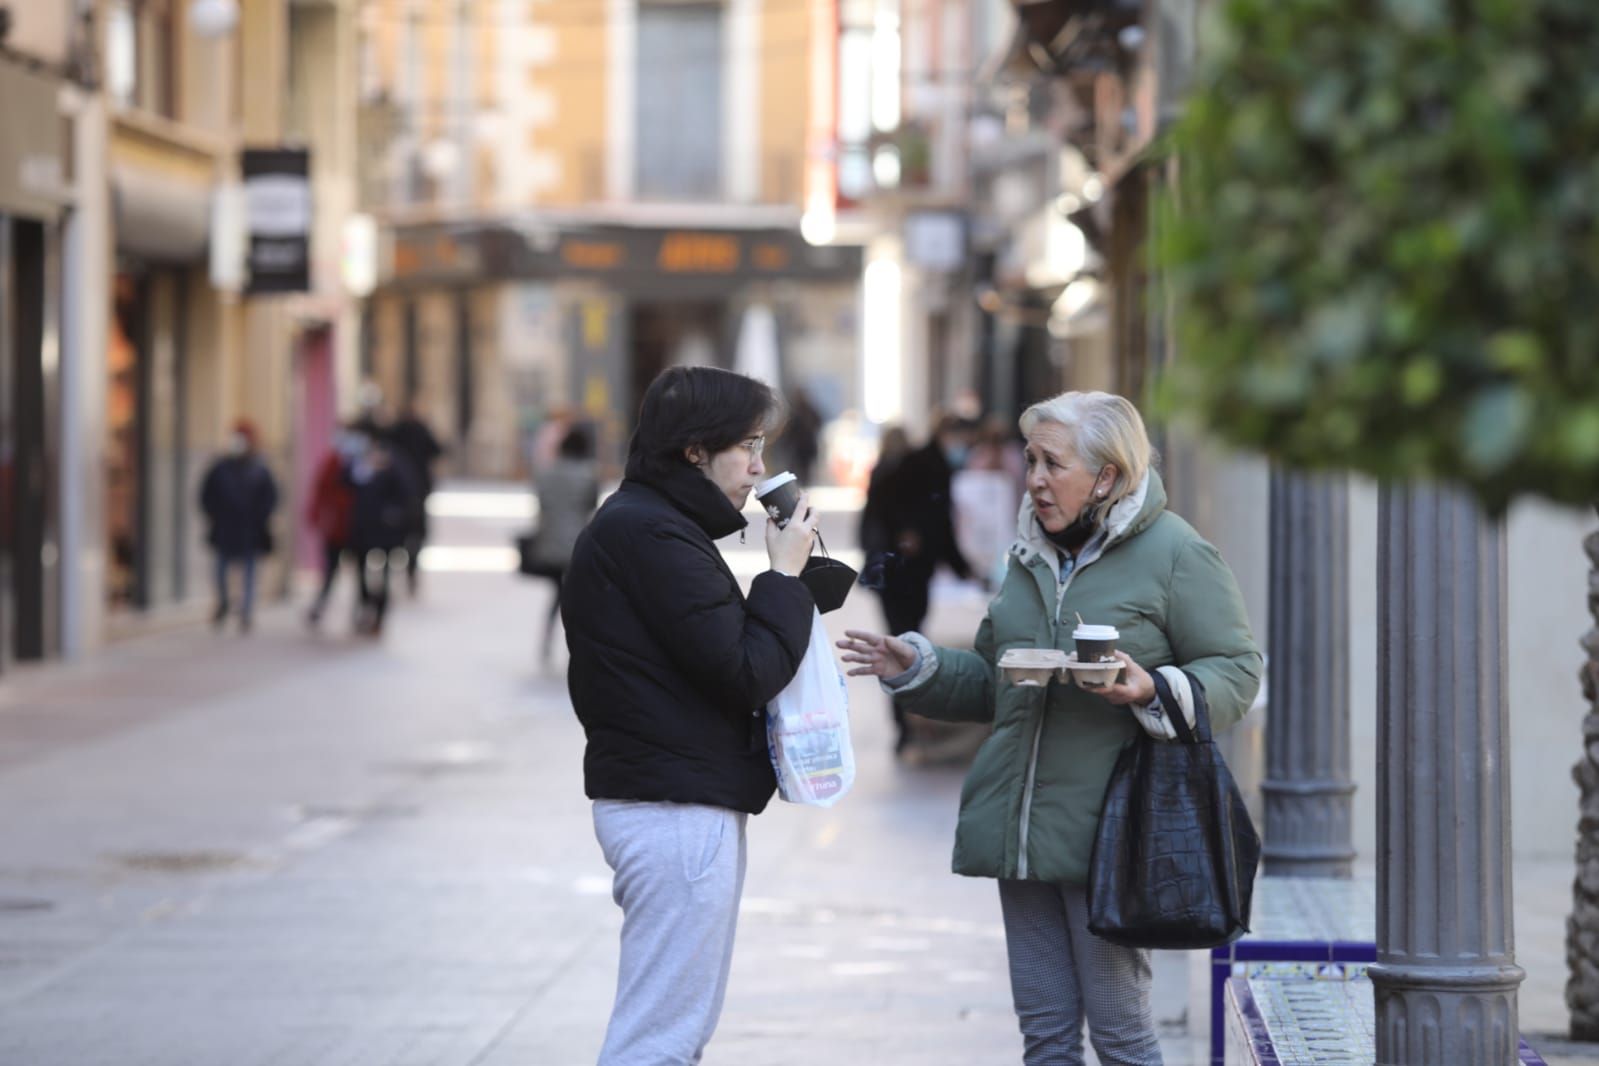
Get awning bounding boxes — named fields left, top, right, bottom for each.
left=112, top=165, right=211, bottom=263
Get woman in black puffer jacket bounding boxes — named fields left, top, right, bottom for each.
left=562, top=366, right=818, bottom=1065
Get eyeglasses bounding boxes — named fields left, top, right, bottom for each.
left=739, top=435, right=766, bottom=458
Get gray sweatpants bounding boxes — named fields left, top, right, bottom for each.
left=997, top=879, right=1162, bottom=1066
left=592, top=800, right=749, bottom=1066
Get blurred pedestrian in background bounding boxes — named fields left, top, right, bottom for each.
left=956, top=414, right=1027, bottom=590
left=858, top=423, right=912, bottom=583
left=389, top=400, right=444, bottom=595
left=305, top=428, right=363, bottom=629
left=199, top=419, right=279, bottom=634
left=971, top=413, right=1027, bottom=486
left=839, top=391, right=1261, bottom=1066
left=779, top=387, right=823, bottom=486
left=562, top=366, right=818, bottom=1066
left=351, top=380, right=387, bottom=441
left=529, top=423, right=600, bottom=665
left=869, top=414, right=978, bottom=753
left=349, top=438, right=416, bottom=637
left=530, top=405, right=575, bottom=476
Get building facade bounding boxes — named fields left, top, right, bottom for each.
left=358, top=0, right=867, bottom=479
left=0, top=0, right=363, bottom=662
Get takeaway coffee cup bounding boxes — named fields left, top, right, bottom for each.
left=1073, top=623, right=1119, bottom=664
left=755, top=471, right=804, bottom=527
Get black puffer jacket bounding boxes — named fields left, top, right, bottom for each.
left=562, top=459, right=815, bottom=814
left=200, top=455, right=278, bottom=556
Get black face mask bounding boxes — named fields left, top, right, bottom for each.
left=796, top=532, right=858, bottom=613
left=1045, top=511, right=1099, bottom=555
left=801, top=555, right=858, bottom=613
left=1042, top=466, right=1113, bottom=554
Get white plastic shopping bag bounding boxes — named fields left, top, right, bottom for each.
left=767, top=608, right=855, bottom=806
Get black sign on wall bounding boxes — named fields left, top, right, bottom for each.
left=242, top=148, right=311, bottom=294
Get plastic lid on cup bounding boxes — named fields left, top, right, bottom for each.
left=1072, top=623, right=1119, bottom=640
left=755, top=471, right=797, bottom=497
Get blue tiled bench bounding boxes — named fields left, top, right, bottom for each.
left=1210, top=877, right=1377, bottom=1065
left=1224, top=976, right=1548, bottom=1065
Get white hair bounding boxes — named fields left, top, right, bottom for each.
left=1018, top=391, right=1153, bottom=523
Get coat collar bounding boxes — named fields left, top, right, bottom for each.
left=1010, top=468, right=1167, bottom=580
left=623, top=457, right=748, bottom=541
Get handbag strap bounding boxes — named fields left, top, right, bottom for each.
left=1150, top=668, right=1212, bottom=745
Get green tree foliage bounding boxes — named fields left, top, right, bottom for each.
left=1155, top=0, right=1599, bottom=512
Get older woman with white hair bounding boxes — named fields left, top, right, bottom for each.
left=838, top=391, right=1261, bottom=1065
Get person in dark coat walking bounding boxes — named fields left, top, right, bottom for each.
left=562, top=366, right=819, bottom=1065
left=349, top=437, right=416, bottom=636
left=871, top=414, right=978, bottom=751
left=199, top=419, right=279, bottom=633
left=388, top=400, right=444, bottom=595
left=779, top=387, right=823, bottom=486
left=858, top=423, right=912, bottom=569
left=874, top=414, right=979, bottom=631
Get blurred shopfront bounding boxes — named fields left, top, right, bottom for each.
left=0, top=57, right=73, bottom=667
left=103, top=121, right=219, bottom=615
left=366, top=222, right=864, bottom=478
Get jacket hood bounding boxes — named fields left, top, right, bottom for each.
left=1011, top=468, right=1168, bottom=575
left=622, top=456, right=748, bottom=541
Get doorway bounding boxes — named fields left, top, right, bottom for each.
left=628, top=301, right=725, bottom=418
left=106, top=265, right=189, bottom=610
left=0, top=216, right=50, bottom=665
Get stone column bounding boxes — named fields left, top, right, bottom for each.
left=1371, top=482, right=1523, bottom=1064
left=1566, top=508, right=1599, bottom=1039
left=1262, top=469, right=1356, bottom=877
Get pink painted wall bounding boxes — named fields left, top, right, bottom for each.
left=295, top=327, right=336, bottom=570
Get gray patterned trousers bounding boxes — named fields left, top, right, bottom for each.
left=997, top=879, right=1163, bottom=1066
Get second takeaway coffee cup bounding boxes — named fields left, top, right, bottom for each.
left=1073, top=623, right=1119, bottom=663
left=755, top=471, right=804, bottom=527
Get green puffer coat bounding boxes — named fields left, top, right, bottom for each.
left=894, top=468, right=1261, bottom=886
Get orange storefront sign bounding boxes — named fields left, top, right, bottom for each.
left=657, top=233, right=741, bottom=273
left=562, top=240, right=625, bottom=270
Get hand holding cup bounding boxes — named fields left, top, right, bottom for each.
left=1095, top=651, right=1157, bottom=706
left=766, top=490, right=817, bottom=576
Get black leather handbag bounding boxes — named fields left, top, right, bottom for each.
left=1086, top=669, right=1260, bottom=950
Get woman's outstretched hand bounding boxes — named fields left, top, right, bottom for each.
left=836, top=629, right=917, bottom=679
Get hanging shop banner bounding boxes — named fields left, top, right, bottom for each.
left=0, top=60, right=69, bottom=219
left=242, top=147, right=311, bottom=294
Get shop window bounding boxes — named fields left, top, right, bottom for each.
left=107, top=274, right=144, bottom=607
left=106, top=0, right=180, bottom=119
left=635, top=3, right=724, bottom=202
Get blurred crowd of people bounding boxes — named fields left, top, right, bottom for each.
left=198, top=389, right=444, bottom=639
left=305, top=397, right=443, bottom=636
left=198, top=380, right=1018, bottom=664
